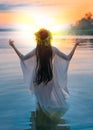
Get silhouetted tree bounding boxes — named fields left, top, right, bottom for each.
left=69, top=12, right=93, bottom=35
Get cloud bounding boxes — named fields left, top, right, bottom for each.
left=0, top=3, right=32, bottom=11
left=0, top=2, right=61, bottom=11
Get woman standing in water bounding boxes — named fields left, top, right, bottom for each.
left=9, top=28, right=80, bottom=119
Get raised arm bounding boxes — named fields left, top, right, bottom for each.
left=9, top=39, right=35, bottom=61
left=67, top=42, right=79, bottom=60
left=54, top=47, right=69, bottom=60
left=19, top=49, right=35, bottom=61
left=54, top=40, right=80, bottom=61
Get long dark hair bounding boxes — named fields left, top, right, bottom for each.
left=35, top=29, right=53, bottom=85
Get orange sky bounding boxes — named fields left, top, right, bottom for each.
left=0, top=0, right=93, bottom=27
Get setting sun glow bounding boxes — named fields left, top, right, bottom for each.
left=1, top=0, right=93, bottom=47
left=14, top=14, right=70, bottom=37
left=32, top=15, right=55, bottom=29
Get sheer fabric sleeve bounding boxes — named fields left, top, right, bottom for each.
left=53, top=46, right=70, bottom=61
left=20, top=48, right=36, bottom=91
left=20, top=48, right=36, bottom=61
left=52, top=46, right=70, bottom=98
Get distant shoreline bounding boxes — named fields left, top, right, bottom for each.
left=1, top=28, right=93, bottom=36
left=0, top=28, right=18, bottom=32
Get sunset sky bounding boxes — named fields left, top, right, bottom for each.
left=0, top=0, right=93, bottom=32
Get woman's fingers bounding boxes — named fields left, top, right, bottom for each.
left=75, top=39, right=82, bottom=46
left=9, top=39, right=14, bottom=46
left=76, top=39, right=81, bottom=43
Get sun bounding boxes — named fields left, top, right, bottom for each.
left=31, top=14, right=69, bottom=36
left=15, top=14, right=70, bottom=38
left=13, top=15, right=69, bottom=47
left=32, top=14, right=56, bottom=30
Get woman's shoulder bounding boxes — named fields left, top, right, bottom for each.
left=52, top=46, right=57, bottom=51
left=51, top=46, right=59, bottom=57
left=52, top=46, right=59, bottom=53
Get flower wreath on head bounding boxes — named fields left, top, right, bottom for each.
left=35, top=28, right=52, bottom=46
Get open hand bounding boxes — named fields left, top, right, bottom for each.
left=75, top=39, right=81, bottom=46
left=9, top=39, right=14, bottom=47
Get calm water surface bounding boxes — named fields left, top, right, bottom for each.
left=0, top=32, right=93, bottom=130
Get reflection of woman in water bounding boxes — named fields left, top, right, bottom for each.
left=28, top=104, right=70, bottom=130
left=9, top=28, right=80, bottom=120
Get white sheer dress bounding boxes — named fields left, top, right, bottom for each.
left=20, top=46, right=70, bottom=119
